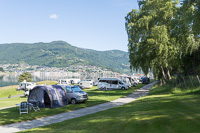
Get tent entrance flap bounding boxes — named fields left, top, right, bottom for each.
left=44, top=91, right=51, bottom=108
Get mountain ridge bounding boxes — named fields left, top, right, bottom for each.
left=0, top=41, right=130, bottom=73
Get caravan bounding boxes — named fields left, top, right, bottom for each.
left=97, top=78, right=129, bottom=90
left=79, top=80, right=93, bottom=88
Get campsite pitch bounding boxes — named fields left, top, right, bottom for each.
left=0, top=83, right=146, bottom=126
left=0, top=82, right=157, bottom=133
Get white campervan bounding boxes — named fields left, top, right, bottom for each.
left=17, top=80, right=36, bottom=91
left=97, top=78, right=129, bottom=90
left=79, top=80, right=93, bottom=88
left=58, top=79, right=71, bottom=85
left=58, top=78, right=80, bottom=85
left=119, top=76, right=132, bottom=87
left=69, top=78, right=81, bottom=84
left=16, top=80, right=36, bottom=97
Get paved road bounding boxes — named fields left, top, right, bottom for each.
left=0, top=82, right=157, bottom=133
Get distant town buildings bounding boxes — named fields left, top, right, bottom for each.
left=0, top=64, right=119, bottom=76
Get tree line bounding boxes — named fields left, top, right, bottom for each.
left=125, top=0, right=200, bottom=84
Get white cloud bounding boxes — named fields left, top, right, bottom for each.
left=49, top=14, right=58, bottom=19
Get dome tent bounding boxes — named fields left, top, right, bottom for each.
left=28, top=85, right=68, bottom=108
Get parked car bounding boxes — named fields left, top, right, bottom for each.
left=60, top=85, right=88, bottom=104
left=142, top=77, right=150, bottom=84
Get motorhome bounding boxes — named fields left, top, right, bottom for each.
left=16, top=80, right=36, bottom=97
left=58, top=78, right=80, bottom=85
left=69, top=78, right=81, bottom=84
left=79, top=80, right=93, bottom=88
left=17, top=80, right=36, bottom=91
left=97, top=78, right=129, bottom=90
left=119, top=76, right=132, bottom=87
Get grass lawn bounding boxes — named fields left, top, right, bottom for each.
left=0, top=83, right=145, bottom=125
left=0, top=85, right=23, bottom=99
left=0, top=96, right=27, bottom=108
left=21, top=83, right=200, bottom=133
left=0, top=81, right=57, bottom=99
left=0, top=81, right=58, bottom=108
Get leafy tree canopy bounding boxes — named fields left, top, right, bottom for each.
left=18, top=72, right=32, bottom=82
left=126, top=0, right=200, bottom=82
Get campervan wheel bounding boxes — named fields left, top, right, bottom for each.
left=121, top=87, right=125, bottom=90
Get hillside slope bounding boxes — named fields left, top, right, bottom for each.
left=0, top=41, right=130, bottom=73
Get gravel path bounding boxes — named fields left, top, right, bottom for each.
left=0, top=82, right=157, bottom=133
left=0, top=94, right=24, bottom=101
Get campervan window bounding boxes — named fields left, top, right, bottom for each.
left=111, top=80, right=118, bottom=84
left=61, top=80, right=67, bottom=84
left=99, top=80, right=106, bottom=83
left=119, top=81, right=123, bottom=84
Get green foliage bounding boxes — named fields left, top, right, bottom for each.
left=8, top=94, right=11, bottom=98
left=126, top=0, right=200, bottom=80
left=18, top=72, right=32, bottom=82
left=0, top=41, right=129, bottom=74
left=0, top=67, right=4, bottom=72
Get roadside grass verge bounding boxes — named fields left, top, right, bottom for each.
left=0, top=83, right=145, bottom=125
left=21, top=83, right=200, bottom=133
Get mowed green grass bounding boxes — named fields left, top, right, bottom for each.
left=0, top=81, right=57, bottom=98
left=21, top=83, right=200, bottom=133
left=0, top=81, right=58, bottom=108
left=0, top=85, right=23, bottom=99
left=0, top=96, right=27, bottom=108
left=0, top=83, right=145, bottom=125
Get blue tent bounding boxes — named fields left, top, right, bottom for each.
left=28, top=85, right=68, bottom=108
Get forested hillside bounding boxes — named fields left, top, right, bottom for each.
left=0, top=41, right=130, bottom=73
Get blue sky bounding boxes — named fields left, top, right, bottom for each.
left=0, top=0, right=138, bottom=52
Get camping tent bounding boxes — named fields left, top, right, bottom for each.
left=28, top=85, right=68, bottom=108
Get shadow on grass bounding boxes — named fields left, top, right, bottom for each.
left=0, top=83, right=146, bottom=126
left=0, top=98, right=109, bottom=125
left=21, top=91, right=200, bottom=133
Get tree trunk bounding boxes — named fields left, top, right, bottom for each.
left=193, top=51, right=196, bottom=76
left=160, top=66, right=167, bottom=80
left=166, top=67, right=172, bottom=80
left=160, top=79, right=163, bottom=85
